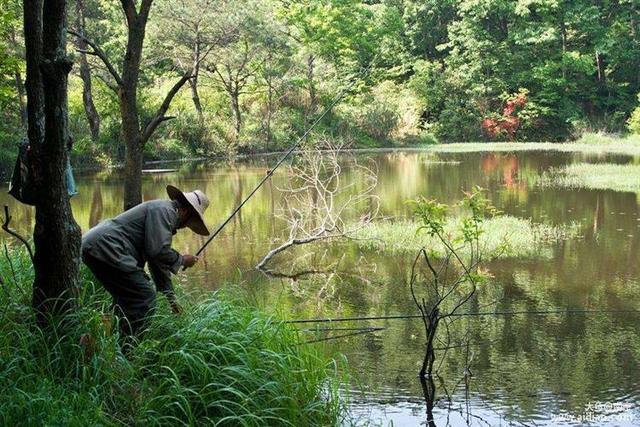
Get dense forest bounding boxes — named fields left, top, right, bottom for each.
left=2, top=0, right=640, bottom=174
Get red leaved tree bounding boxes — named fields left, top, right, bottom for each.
left=482, top=92, right=527, bottom=140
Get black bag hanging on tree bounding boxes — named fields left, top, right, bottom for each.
left=8, top=136, right=78, bottom=205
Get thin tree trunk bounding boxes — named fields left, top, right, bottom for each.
left=595, top=51, right=605, bottom=83
left=75, top=0, right=100, bottom=143
left=266, top=79, right=273, bottom=147
left=189, top=78, right=203, bottom=119
left=190, top=36, right=203, bottom=120
left=306, top=53, right=316, bottom=120
left=24, top=0, right=81, bottom=323
left=14, top=70, right=27, bottom=129
left=559, top=15, right=567, bottom=80
left=231, top=86, right=241, bottom=141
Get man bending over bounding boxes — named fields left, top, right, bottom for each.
left=81, top=185, right=210, bottom=347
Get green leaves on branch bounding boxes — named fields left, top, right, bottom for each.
left=410, top=187, right=501, bottom=245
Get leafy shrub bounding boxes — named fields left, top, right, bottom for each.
left=627, top=103, right=640, bottom=135
left=357, top=99, right=399, bottom=141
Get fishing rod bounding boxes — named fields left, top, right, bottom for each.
left=286, top=308, right=640, bottom=324
left=187, top=60, right=376, bottom=266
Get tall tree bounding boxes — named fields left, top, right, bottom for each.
left=153, top=0, right=236, bottom=122
left=72, top=0, right=100, bottom=143
left=0, top=0, right=26, bottom=131
left=70, top=0, right=194, bottom=210
left=280, top=0, right=378, bottom=119
left=23, top=0, right=81, bottom=322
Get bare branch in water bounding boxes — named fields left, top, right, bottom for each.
left=256, top=139, right=379, bottom=280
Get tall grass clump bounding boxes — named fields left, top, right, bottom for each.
left=351, top=216, right=581, bottom=259
left=0, top=246, right=342, bottom=426
left=538, top=163, right=640, bottom=193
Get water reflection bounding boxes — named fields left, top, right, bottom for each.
left=1, top=149, right=640, bottom=426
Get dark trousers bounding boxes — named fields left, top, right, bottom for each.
left=82, top=253, right=157, bottom=347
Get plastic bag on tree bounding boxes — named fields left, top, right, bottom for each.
left=8, top=137, right=78, bottom=205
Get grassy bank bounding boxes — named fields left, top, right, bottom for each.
left=0, top=248, right=342, bottom=426
left=424, top=133, right=640, bottom=156
left=351, top=216, right=581, bottom=259
left=538, top=163, right=640, bottom=193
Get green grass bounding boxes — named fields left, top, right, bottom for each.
left=416, top=133, right=640, bottom=156
left=538, top=162, right=640, bottom=193
left=0, top=247, right=342, bottom=426
left=351, top=216, right=581, bottom=259
left=573, top=131, right=640, bottom=145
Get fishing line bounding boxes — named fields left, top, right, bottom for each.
left=187, top=59, right=377, bottom=264
left=302, top=328, right=383, bottom=345
left=286, top=309, right=640, bottom=324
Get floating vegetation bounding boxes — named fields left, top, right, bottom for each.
left=423, top=138, right=640, bottom=157
left=422, top=159, right=462, bottom=165
left=351, top=216, right=581, bottom=259
left=538, top=163, right=640, bottom=193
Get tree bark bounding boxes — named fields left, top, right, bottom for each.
left=120, top=5, right=147, bottom=210
left=120, top=84, right=143, bottom=210
left=24, top=0, right=82, bottom=323
left=75, top=0, right=100, bottom=143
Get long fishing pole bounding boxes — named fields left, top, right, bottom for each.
left=187, top=60, right=376, bottom=265
left=286, top=309, right=640, bottom=324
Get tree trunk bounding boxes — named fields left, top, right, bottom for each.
left=120, top=11, right=148, bottom=210
left=266, top=79, right=273, bottom=147
left=190, top=36, right=203, bottom=120
left=559, top=15, right=566, bottom=80
left=306, top=54, right=316, bottom=120
left=75, top=0, right=100, bottom=143
left=14, top=70, right=27, bottom=129
left=231, top=86, right=242, bottom=142
left=189, top=78, right=203, bottom=120
left=24, top=0, right=81, bottom=323
left=595, top=51, right=606, bottom=83
left=120, top=85, right=143, bottom=210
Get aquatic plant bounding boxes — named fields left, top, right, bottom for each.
left=538, top=163, right=640, bottom=193
left=426, top=140, right=640, bottom=156
left=407, top=188, right=498, bottom=425
left=351, top=216, right=581, bottom=260
left=0, top=246, right=342, bottom=426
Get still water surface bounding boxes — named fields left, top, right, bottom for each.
left=2, top=148, right=639, bottom=426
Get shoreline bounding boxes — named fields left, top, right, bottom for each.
left=4, top=140, right=640, bottom=180
left=87, top=141, right=640, bottom=173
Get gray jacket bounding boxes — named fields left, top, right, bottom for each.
left=81, top=200, right=183, bottom=295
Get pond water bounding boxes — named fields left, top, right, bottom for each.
left=2, top=148, right=639, bottom=426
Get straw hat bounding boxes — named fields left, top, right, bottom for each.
left=166, top=185, right=210, bottom=236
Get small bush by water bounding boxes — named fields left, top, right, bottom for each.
left=0, top=248, right=342, bottom=426
left=352, top=216, right=581, bottom=259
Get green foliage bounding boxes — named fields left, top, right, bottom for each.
left=627, top=94, right=640, bottom=134
left=4, top=0, right=640, bottom=176
left=411, top=187, right=499, bottom=242
left=0, top=247, right=342, bottom=426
